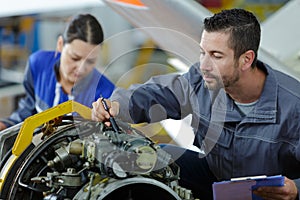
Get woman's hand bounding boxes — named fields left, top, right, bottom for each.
left=0, top=122, right=7, bottom=131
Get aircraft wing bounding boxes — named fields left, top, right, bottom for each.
left=103, top=0, right=212, bottom=67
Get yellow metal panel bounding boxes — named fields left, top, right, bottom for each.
left=12, top=100, right=91, bottom=156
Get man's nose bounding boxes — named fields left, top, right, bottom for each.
left=199, top=55, right=213, bottom=71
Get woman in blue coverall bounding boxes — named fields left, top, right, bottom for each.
left=0, top=13, right=115, bottom=130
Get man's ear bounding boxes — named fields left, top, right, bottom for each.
left=240, top=50, right=255, bottom=71
left=56, top=35, right=64, bottom=52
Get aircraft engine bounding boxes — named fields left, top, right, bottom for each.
left=0, top=101, right=195, bottom=200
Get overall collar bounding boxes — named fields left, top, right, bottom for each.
left=211, top=61, right=277, bottom=124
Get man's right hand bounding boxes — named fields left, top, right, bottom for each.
left=91, top=98, right=120, bottom=127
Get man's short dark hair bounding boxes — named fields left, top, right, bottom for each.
left=203, top=8, right=261, bottom=67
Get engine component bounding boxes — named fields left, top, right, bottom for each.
left=0, top=100, right=195, bottom=200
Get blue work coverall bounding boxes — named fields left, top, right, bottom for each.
left=0, top=50, right=115, bottom=128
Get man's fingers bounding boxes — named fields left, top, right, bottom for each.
left=91, top=99, right=111, bottom=121
left=109, top=101, right=119, bottom=117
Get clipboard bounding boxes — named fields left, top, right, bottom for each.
left=212, top=175, right=284, bottom=200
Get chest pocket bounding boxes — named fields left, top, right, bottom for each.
left=194, top=117, right=235, bottom=155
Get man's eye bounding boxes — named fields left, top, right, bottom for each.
left=213, top=54, right=222, bottom=59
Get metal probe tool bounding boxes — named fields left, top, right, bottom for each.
left=101, top=98, right=120, bottom=133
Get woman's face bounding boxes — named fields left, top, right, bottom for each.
left=59, top=39, right=100, bottom=85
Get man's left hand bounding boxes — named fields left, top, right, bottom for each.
left=253, top=177, right=298, bottom=200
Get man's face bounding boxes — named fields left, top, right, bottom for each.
left=199, top=30, right=240, bottom=90
left=60, top=39, right=100, bottom=84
